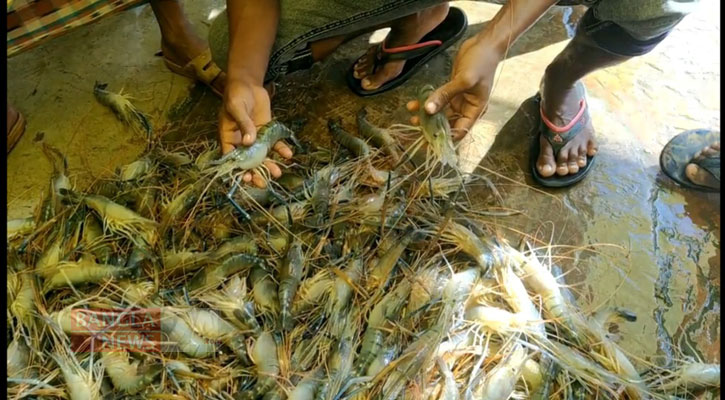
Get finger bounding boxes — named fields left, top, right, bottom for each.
left=409, top=115, right=420, bottom=126
left=273, top=141, right=294, bottom=159
left=243, top=172, right=253, bottom=183
left=451, top=126, right=469, bottom=141
left=252, top=172, right=267, bottom=189
left=220, top=131, right=242, bottom=155
left=264, top=160, right=282, bottom=178
left=226, top=105, right=257, bottom=146
left=406, top=100, right=420, bottom=113
left=425, top=77, right=472, bottom=115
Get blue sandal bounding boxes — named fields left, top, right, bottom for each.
left=660, top=129, right=720, bottom=192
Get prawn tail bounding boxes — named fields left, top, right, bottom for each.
left=40, top=143, right=68, bottom=176
left=57, top=187, right=81, bottom=204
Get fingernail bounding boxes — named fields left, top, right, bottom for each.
left=243, top=134, right=251, bottom=142
left=425, top=102, right=437, bottom=114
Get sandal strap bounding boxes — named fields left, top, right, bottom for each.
left=539, top=98, right=588, bottom=155
left=694, top=155, right=720, bottom=182
left=372, top=39, right=442, bottom=72
left=188, top=49, right=223, bottom=85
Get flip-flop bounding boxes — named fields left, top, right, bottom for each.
left=159, top=48, right=225, bottom=97
left=7, top=110, right=25, bottom=154
left=659, top=129, right=720, bottom=192
left=346, top=6, right=467, bottom=97
left=530, top=82, right=595, bottom=188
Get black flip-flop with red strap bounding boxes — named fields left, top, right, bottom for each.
left=346, top=7, right=467, bottom=97
left=530, top=83, right=596, bottom=188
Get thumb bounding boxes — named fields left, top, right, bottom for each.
left=226, top=103, right=257, bottom=146
left=424, top=77, right=471, bottom=115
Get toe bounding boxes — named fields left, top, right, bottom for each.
left=361, top=62, right=403, bottom=90
left=577, top=144, right=587, bottom=167
left=555, top=148, right=570, bottom=176
left=567, top=147, right=580, bottom=174
left=537, top=136, right=557, bottom=178
left=410, top=116, right=420, bottom=125
left=587, top=140, right=598, bottom=157
left=685, top=163, right=720, bottom=189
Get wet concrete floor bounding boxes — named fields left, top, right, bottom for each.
left=7, top=0, right=720, bottom=373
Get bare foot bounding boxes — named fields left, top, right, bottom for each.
left=685, top=142, right=720, bottom=189
left=352, top=4, right=450, bottom=91
left=536, top=80, right=598, bottom=178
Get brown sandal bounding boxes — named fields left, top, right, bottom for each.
left=162, top=48, right=225, bottom=97
left=8, top=111, right=26, bottom=154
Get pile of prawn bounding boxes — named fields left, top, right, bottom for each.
left=7, top=86, right=719, bottom=400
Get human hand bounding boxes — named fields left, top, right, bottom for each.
left=407, top=37, right=503, bottom=140
left=219, top=78, right=293, bottom=188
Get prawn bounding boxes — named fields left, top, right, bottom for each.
left=101, top=350, right=162, bottom=394
left=436, top=356, right=459, bottom=400
left=7, top=217, right=35, bottom=241
left=293, top=269, right=334, bottom=315
left=473, top=343, right=528, bottom=400
left=160, top=179, right=205, bottom=228
left=250, top=264, right=280, bottom=318
left=656, top=363, right=720, bottom=392
left=495, top=262, right=546, bottom=338
left=439, top=221, right=496, bottom=273
left=94, top=82, right=152, bottom=137
left=43, top=259, right=136, bottom=292
left=279, top=241, right=305, bottom=331
left=7, top=338, right=34, bottom=379
left=355, top=280, right=411, bottom=375
left=188, top=253, right=263, bottom=292
left=160, top=309, right=217, bottom=358
left=211, top=235, right=259, bottom=259
left=10, top=270, right=38, bottom=327
left=465, top=305, right=544, bottom=336
left=505, top=244, right=581, bottom=343
left=289, top=368, right=325, bottom=400
left=206, top=120, right=293, bottom=181
left=327, top=256, right=364, bottom=336
left=117, top=157, right=153, bottom=182
left=356, top=107, right=401, bottom=162
left=65, top=191, right=158, bottom=247
left=394, top=85, right=457, bottom=169
left=316, top=311, right=358, bottom=400
left=237, top=331, right=281, bottom=400
left=35, top=143, right=72, bottom=223
left=367, top=229, right=424, bottom=292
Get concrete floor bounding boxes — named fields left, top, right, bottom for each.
left=7, top=0, right=720, bottom=368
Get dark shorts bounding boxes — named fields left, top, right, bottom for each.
left=209, top=0, right=698, bottom=81
left=577, top=7, right=673, bottom=57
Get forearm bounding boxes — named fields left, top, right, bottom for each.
left=476, top=0, right=559, bottom=54
left=226, top=1, right=280, bottom=84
